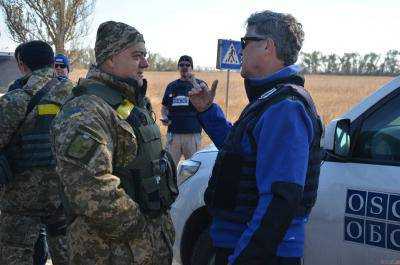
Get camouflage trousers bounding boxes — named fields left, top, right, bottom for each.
left=0, top=212, right=68, bottom=265
left=68, top=213, right=174, bottom=265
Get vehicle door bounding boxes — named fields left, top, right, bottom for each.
left=305, top=89, right=400, bottom=265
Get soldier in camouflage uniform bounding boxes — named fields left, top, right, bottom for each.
left=0, top=41, right=73, bottom=265
left=51, top=21, right=177, bottom=265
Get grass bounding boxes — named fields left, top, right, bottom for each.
left=70, top=69, right=394, bottom=147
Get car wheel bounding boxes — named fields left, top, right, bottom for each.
left=191, top=228, right=215, bottom=265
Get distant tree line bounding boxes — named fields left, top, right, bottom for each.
left=299, top=50, right=400, bottom=76
left=147, top=52, right=178, bottom=71
left=68, top=49, right=180, bottom=71
left=66, top=48, right=400, bottom=76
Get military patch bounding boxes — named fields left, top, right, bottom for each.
left=66, top=126, right=105, bottom=164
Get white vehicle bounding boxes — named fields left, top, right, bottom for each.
left=0, top=52, right=20, bottom=90
left=171, top=76, right=400, bottom=265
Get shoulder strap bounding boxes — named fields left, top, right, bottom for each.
left=72, top=82, right=124, bottom=108
left=72, top=81, right=135, bottom=120
left=26, top=78, right=59, bottom=115
left=244, top=84, right=319, bottom=151
left=1, top=78, right=58, bottom=151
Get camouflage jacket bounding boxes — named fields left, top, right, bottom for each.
left=51, top=66, right=151, bottom=241
left=0, top=67, right=74, bottom=214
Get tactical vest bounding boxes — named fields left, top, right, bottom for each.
left=72, top=82, right=178, bottom=217
left=5, top=79, right=61, bottom=174
left=204, top=84, right=323, bottom=224
left=166, top=80, right=202, bottom=133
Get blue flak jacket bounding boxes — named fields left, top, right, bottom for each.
left=162, top=79, right=203, bottom=134
left=198, top=65, right=316, bottom=261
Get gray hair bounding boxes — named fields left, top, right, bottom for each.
left=246, top=10, right=304, bottom=66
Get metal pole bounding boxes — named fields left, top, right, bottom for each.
left=225, top=70, right=230, bottom=116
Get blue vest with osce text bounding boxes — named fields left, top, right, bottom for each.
left=162, top=79, right=202, bottom=134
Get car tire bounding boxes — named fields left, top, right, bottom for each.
left=191, top=229, right=215, bottom=265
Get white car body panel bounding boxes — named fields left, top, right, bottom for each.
left=172, top=149, right=218, bottom=265
left=304, top=162, right=400, bottom=264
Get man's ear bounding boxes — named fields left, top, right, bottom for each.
left=101, top=56, right=115, bottom=72
left=17, top=59, right=30, bottom=75
left=265, top=38, right=276, bottom=55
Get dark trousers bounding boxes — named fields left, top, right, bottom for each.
left=215, top=248, right=302, bottom=265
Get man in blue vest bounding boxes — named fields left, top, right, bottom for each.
left=161, top=55, right=203, bottom=170
left=189, top=10, right=323, bottom=265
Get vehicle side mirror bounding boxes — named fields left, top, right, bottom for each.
left=333, top=119, right=351, bottom=158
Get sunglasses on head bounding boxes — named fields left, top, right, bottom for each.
left=241, top=36, right=268, bottom=50
left=179, top=62, right=191, bottom=67
left=55, top=63, right=67, bottom=69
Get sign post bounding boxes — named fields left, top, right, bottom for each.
left=216, top=39, right=242, bottom=117
left=225, top=70, right=230, bottom=114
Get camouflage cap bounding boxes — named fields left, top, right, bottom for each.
left=95, top=21, right=145, bottom=65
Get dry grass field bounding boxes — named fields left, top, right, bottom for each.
left=70, top=69, right=394, bottom=147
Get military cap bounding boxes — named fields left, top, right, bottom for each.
left=95, top=21, right=145, bottom=65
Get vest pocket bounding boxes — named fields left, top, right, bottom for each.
left=139, top=176, right=161, bottom=213
left=16, top=131, right=55, bottom=169
left=138, top=124, right=161, bottom=143
left=158, top=150, right=179, bottom=209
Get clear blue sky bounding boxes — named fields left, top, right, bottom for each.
left=1, top=0, right=399, bottom=68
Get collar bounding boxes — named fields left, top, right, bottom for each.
left=247, top=65, right=302, bottom=86
left=244, top=65, right=304, bottom=102
left=23, top=67, right=54, bottom=94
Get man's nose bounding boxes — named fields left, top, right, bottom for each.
left=140, top=57, right=149, bottom=69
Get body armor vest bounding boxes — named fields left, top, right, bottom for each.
left=168, top=83, right=197, bottom=118
left=166, top=80, right=202, bottom=134
left=72, top=82, right=178, bottom=217
left=5, top=79, right=61, bottom=174
left=204, top=84, right=323, bottom=224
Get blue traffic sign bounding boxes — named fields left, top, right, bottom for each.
left=216, top=39, right=242, bottom=70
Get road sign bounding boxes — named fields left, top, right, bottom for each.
left=216, top=39, right=242, bottom=70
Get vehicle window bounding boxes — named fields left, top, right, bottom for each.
left=353, top=93, right=400, bottom=162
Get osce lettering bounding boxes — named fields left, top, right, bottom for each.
left=172, top=96, right=189, bottom=107
left=345, top=189, right=400, bottom=251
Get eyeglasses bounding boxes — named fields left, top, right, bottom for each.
left=241, top=36, right=268, bottom=50
left=55, top=64, right=67, bottom=69
left=179, top=63, right=191, bottom=68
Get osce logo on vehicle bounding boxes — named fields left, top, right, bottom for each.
left=344, top=189, right=400, bottom=252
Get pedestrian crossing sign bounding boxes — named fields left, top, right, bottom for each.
left=216, top=39, right=242, bottom=70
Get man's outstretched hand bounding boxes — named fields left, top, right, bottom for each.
left=188, top=76, right=218, bottom=112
